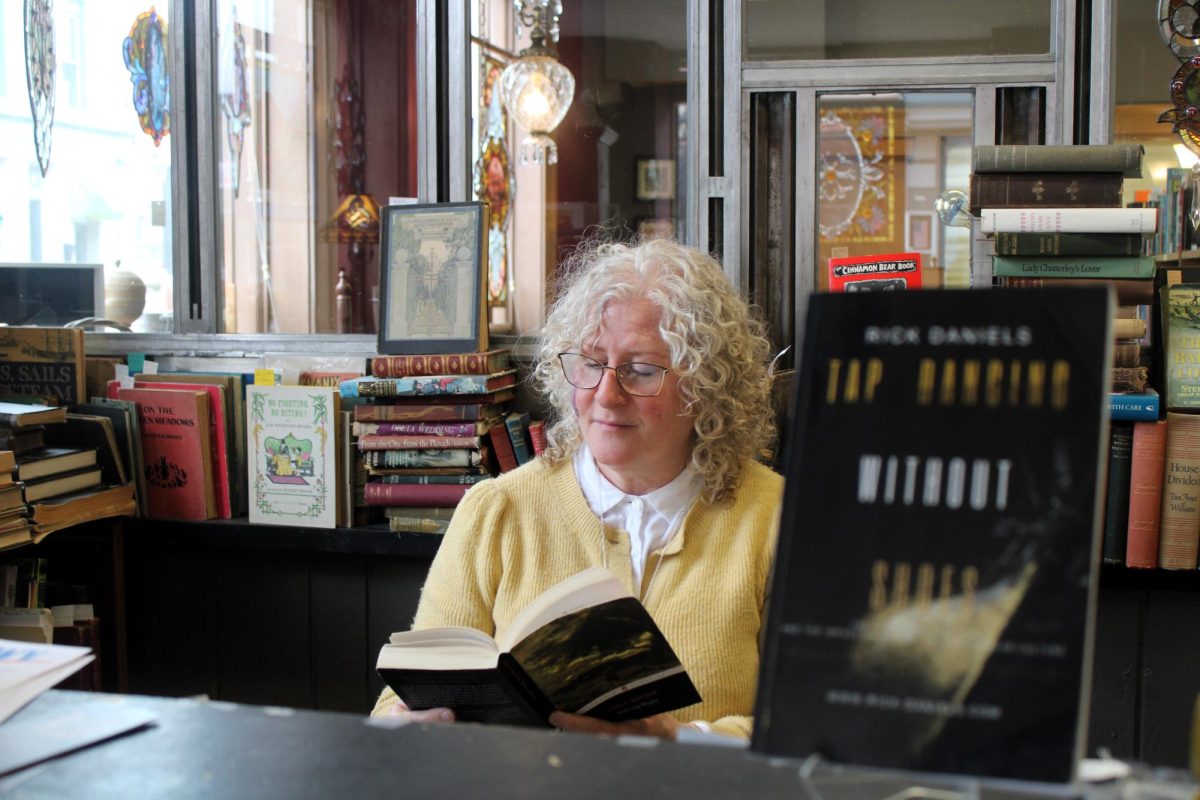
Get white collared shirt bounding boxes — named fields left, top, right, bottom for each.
left=573, top=444, right=703, bottom=588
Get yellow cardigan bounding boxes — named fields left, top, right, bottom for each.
left=371, top=455, right=783, bottom=739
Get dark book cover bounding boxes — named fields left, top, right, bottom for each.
left=751, top=288, right=1111, bottom=783
left=993, top=232, right=1145, bottom=257
left=0, top=328, right=85, bottom=405
left=969, top=172, right=1123, bottom=214
left=1101, top=422, right=1134, bottom=564
left=972, top=144, right=1144, bottom=176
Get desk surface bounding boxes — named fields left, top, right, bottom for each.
left=2, top=692, right=1085, bottom=800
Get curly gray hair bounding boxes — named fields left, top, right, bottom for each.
left=532, top=237, right=776, bottom=504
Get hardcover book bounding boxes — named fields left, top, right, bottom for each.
left=363, top=481, right=471, bottom=507
left=990, top=255, right=1153, bottom=280
left=363, top=449, right=483, bottom=469
left=339, top=369, right=518, bottom=399
left=353, top=402, right=508, bottom=423
left=971, top=144, right=1144, bottom=176
left=1101, top=422, right=1133, bottom=565
left=0, top=403, right=65, bottom=429
left=1109, top=389, right=1160, bottom=422
left=827, top=252, right=922, bottom=292
left=969, top=172, right=1123, bottom=214
left=1157, top=411, right=1200, bottom=570
left=751, top=287, right=1111, bottom=783
left=118, top=387, right=216, bottom=521
left=377, top=566, right=701, bottom=726
left=980, top=207, right=1157, bottom=235
left=371, top=349, right=511, bottom=379
left=0, top=327, right=86, bottom=405
left=993, top=232, right=1146, bottom=257
left=1161, top=283, right=1200, bottom=411
left=247, top=385, right=338, bottom=529
left=1126, top=419, right=1166, bottom=569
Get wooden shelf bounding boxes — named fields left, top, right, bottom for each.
left=1099, top=562, right=1200, bottom=591
left=1154, top=249, right=1200, bottom=263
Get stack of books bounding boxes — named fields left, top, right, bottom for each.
left=972, top=144, right=1158, bottom=416
left=340, top=349, right=528, bottom=535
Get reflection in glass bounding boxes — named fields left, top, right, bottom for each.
left=815, top=92, right=973, bottom=290
left=746, top=1, right=1050, bottom=61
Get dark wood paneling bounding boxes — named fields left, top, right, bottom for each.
left=1088, top=587, right=1142, bottom=760
left=1139, top=589, right=1200, bottom=767
left=364, top=557, right=430, bottom=709
left=310, top=554, right=369, bottom=712
left=216, top=548, right=312, bottom=707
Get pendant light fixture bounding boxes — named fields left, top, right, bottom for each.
left=500, top=0, right=575, bottom=165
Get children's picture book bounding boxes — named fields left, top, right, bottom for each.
left=118, top=387, right=216, bottom=521
left=377, top=567, right=701, bottom=727
left=827, top=252, right=922, bottom=292
left=248, top=385, right=338, bottom=529
left=751, top=287, right=1112, bottom=783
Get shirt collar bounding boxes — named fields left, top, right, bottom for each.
left=574, top=443, right=702, bottom=519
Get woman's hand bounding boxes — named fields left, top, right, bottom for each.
left=385, top=699, right=456, bottom=724
left=548, top=711, right=682, bottom=740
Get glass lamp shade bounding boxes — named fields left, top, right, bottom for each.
left=934, top=189, right=973, bottom=229
left=500, top=55, right=575, bottom=165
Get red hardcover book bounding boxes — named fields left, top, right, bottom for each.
left=358, top=434, right=482, bottom=451
left=827, top=252, right=922, bottom=292
left=353, top=402, right=509, bottom=422
left=1126, top=419, right=1166, bottom=569
left=527, top=419, right=547, bottom=456
left=372, top=349, right=511, bottom=378
left=488, top=419, right=518, bottom=473
left=118, top=387, right=216, bottom=521
left=134, top=380, right=232, bottom=519
left=363, top=481, right=471, bottom=507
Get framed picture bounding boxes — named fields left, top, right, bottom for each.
left=377, top=202, right=490, bottom=355
left=636, top=158, right=675, bottom=201
left=904, top=211, right=934, bottom=254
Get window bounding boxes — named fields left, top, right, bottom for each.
left=0, top=2, right=173, bottom=331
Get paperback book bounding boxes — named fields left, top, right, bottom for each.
left=247, top=385, right=338, bottom=529
left=751, top=287, right=1111, bottom=783
left=377, top=566, right=700, bottom=726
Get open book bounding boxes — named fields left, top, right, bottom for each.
left=376, top=567, right=701, bottom=727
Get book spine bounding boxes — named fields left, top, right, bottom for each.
left=1109, top=392, right=1160, bottom=421
left=488, top=421, right=518, bottom=472
left=372, top=473, right=488, bottom=485
left=505, top=414, right=532, bottom=466
left=388, top=515, right=452, bottom=534
left=970, top=172, right=1123, bottom=213
left=528, top=420, right=547, bottom=456
left=357, top=434, right=481, bottom=451
left=1158, top=412, right=1200, bottom=569
left=1002, top=277, right=1155, bottom=306
left=991, top=255, right=1153, bottom=280
left=993, top=232, right=1145, bottom=257
left=981, top=208, right=1157, bottom=234
left=363, top=449, right=482, bottom=468
left=972, top=144, right=1144, bottom=175
left=371, top=352, right=508, bottom=378
left=1112, top=319, right=1148, bottom=341
left=352, top=421, right=479, bottom=437
left=1126, top=419, right=1167, bottom=568
left=298, top=371, right=362, bottom=387
left=1101, top=423, right=1134, bottom=564
left=1111, top=366, right=1149, bottom=394
left=353, top=404, right=483, bottom=422
left=1112, top=343, right=1142, bottom=369
left=363, top=481, right=469, bottom=507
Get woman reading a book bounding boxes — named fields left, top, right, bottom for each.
left=373, top=237, right=784, bottom=739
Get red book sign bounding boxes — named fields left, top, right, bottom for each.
left=828, top=252, right=922, bottom=292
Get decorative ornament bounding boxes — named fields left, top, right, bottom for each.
left=1159, top=0, right=1200, bottom=59
left=475, top=58, right=515, bottom=305
left=219, top=6, right=251, bottom=197
left=24, top=0, right=56, bottom=177
left=123, top=7, right=171, bottom=146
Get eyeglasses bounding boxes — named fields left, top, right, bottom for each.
left=558, top=352, right=671, bottom=397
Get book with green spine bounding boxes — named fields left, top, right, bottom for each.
left=991, top=255, right=1154, bottom=279
left=994, top=231, right=1145, bottom=257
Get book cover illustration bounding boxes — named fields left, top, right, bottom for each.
left=117, top=387, right=215, bottom=521
left=827, top=252, right=922, bottom=292
left=0, top=327, right=85, bottom=405
left=248, top=385, right=337, bottom=529
left=1162, top=283, right=1200, bottom=411
left=751, top=287, right=1112, bottom=783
